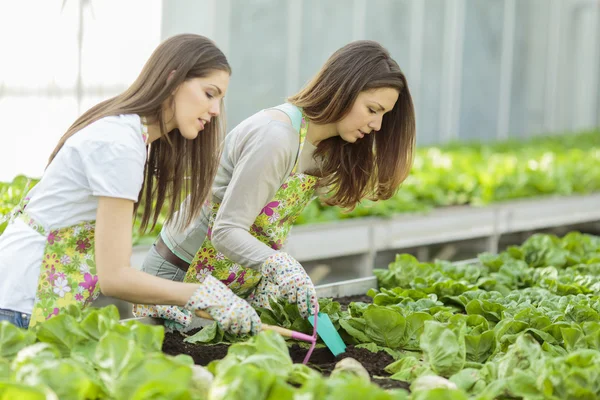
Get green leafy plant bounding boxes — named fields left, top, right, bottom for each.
left=0, top=305, right=207, bottom=399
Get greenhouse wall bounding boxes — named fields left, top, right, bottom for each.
left=1, top=0, right=599, bottom=181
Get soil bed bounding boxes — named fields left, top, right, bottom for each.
left=288, top=344, right=409, bottom=391
left=162, top=333, right=229, bottom=366
left=334, top=294, right=373, bottom=310
left=162, top=334, right=408, bottom=391
left=161, top=293, right=408, bottom=391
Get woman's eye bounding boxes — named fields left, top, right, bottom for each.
left=368, top=108, right=376, bottom=114
left=206, top=92, right=214, bottom=99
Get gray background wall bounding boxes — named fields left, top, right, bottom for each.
left=1, top=0, right=599, bottom=181
left=162, top=0, right=600, bottom=146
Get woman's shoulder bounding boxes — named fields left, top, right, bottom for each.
left=67, top=114, right=145, bottom=151
left=229, top=108, right=299, bottom=152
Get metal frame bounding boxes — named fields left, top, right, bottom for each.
left=409, top=0, right=425, bottom=115
left=571, top=0, right=600, bottom=131
left=284, top=193, right=600, bottom=264
left=286, top=0, right=303, bottom=96
left=497, top=0, right=516, bottom=140
left=440, top=0, right=466, bottom=142
left=544, top=0, right=563, bottom=132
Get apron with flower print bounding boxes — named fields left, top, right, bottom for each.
left=10, top=123, right=150, bottom=329
left=24, top=213, right=98, bottom=329
left=182, top=104, right=319, bottom=298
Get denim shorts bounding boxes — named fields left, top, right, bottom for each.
left=0, top=308, right=31, bottom=329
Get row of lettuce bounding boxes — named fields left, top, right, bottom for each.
left=177, top=230, right=600, bottom=399
left=344, top=231, right=600, bottom=399
left=1, top=130, right=599, bottom=244
left=1, top=231, right=599, bottom=398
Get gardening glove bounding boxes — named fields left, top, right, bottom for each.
left=248, top=280, right=280, bottom=309
left=256, top=252, right=318, bottom=318
left=184, top=275, right=262, bottom=336
left=132, top=304, right=192, bottom=331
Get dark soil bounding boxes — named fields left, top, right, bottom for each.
left=161, top=294, right=409, bottom=391
left=288, top=344, right=409, bottom=391
left=334, top=294, right=373, bottom=310
left=162, top=332, right=230, bottom=366
left=162, top=332, right=409, bottom=391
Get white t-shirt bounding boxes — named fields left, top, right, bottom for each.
left=0, top=114, right=147, bottom=314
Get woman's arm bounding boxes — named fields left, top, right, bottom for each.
left=95, top=196, right=199, bottom=305
left=211, top=121, right=298, bottom=269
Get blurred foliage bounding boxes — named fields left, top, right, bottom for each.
left=2, top=130, right=599, bottom=245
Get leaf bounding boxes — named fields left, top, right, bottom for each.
left=339, top=318, right=371, bottom=343
left=123, top=322, right=165, bottom=352
left=115, top=353, right=194, bottom=400
left=327, top=374, right=410, bottom=399
left=185, top=322, right=220, bottom=344
left=11, top=342, right=62, bottom=376
left=287, top=363, right=321, bottom=387
left=212, top=331, right=293, bottom=379
left=496, top=334, right=543, bottom=380
left=465, top=299, right=505, bottom=322
left=265, top=378, right=295, bottom=400
left=0, top=358, right=9, bottom=381
left=16, top=358, right=106, bottom=400
left=386, top=356, right=432, bottom=383
left=0, top=381, right=58, bottom=400
left=504, top=371, right=544, bottom=399
left=209, top=364, right=277, bottom=400
left=420, top=320, right=466, bottom=377
left=78, top=310, right=113, bottom=341
left=541, top=341, right=567, bottom=357
left=94, top=332, right=144, bottom=395
left=363, top=306, right=407, bottom=349
left=464, top=330, right=496, bottom=364
left=0, top=321, right=36, bottom=359
left=564, top=304, right=599, bottom=324
left=494, top=319, right=529, bottom=344
left=355, top=342, right=379, bottom=353
left=35, top=314, right=91, bottom=357
left=410, top=387, right=469, bottom=400
left=449, top=368, right=487, bottom=394
left=403, top=312, right=434, bottom=347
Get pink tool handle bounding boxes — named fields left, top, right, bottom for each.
left=302, top=298, right=320, bottom=364
left=292, top=331, right=316, bottom=342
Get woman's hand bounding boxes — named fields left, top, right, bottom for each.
left=184, top=275, right=262, bottom=335
left=255, top=252, right=318, bottom=318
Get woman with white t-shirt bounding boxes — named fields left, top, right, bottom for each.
left=135, top=40, right=417, bottom=329
left=0, top=34, right=262, bottom=335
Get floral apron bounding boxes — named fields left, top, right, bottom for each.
left=9, top=125, right=149, bottom=329
left=182, top=104, right=319, bottom=298
left=21, top=212, right=98, bottom=329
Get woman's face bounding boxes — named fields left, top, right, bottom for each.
left=170, top=69, right=230, bottom=140
left=335, top=87, right=399, bottom=143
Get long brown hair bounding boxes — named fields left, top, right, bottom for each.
left=288, top=40, right=415, bottom=209
left=47, top=34, right=230, bottom=232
